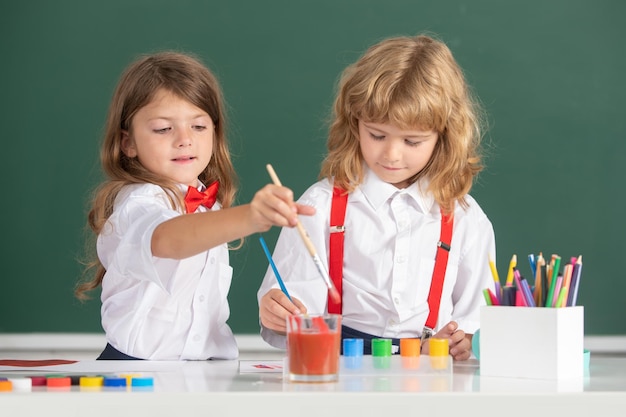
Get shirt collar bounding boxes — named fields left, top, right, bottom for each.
left=179, top=179, right=204, bottom=192
left=357, top=168, right=436, bottom=214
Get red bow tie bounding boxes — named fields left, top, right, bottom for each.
left=184, top=181, right=219, bottom=213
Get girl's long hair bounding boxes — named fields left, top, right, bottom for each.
left=75, top=51, right=237, bottom=300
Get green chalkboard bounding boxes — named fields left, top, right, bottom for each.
left=1, top=1, right=624, bottom=336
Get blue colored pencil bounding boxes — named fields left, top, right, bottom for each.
left=528, top=253, right=536, bottom=280
left=259, top=235, right=293, bottom=302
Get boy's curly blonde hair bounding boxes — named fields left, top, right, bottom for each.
left=321, top=34, right=486, bottom=215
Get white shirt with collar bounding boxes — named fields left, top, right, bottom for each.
left=98, top=182, right=237, bottom=360
left=257, top=168, right=496, bottom=349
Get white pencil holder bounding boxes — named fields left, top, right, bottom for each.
left=479, top=306, right=584, bottom=379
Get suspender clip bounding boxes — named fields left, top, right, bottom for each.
left=330, top=225, right=345, bottom=233
left=421, top=327, right=434, bottom=344
left=437, top=241, right=451, bottom=251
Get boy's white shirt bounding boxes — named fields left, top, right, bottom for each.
left=258, top=168, right=496, bottom=349
left=98, top=182, right=238, bottom=360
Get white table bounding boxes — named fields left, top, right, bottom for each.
left=2, top=354, right=626, bottom=416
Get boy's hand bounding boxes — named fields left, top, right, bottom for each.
left=422, top=321, right=472, bottom=361
left=259, top=288, right=307, bottom=334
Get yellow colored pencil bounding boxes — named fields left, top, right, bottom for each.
left=504, top=254, right=517, bottom=286
left=488, top=255, right=500, bottom=284
left=488, top=255, right=501, bottom=302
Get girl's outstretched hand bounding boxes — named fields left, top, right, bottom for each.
left=249, top=184, right=316, bottom=232
left=259, top=288, right=307, bottom=334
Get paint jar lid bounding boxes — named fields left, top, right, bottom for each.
left=343, top=338, right=364, bottom=357
left=80, top=376, right=104, bottom=387
left=371, top=338, right=392, bottom=357
left=429, top=338, right=449, bottom=357
left=103, top=377, right=127, bottom=387
left=47, top=376, right=71, bottom=387
left=0, top=380, right=12, bottom=391
left=131, top=377, right=154, bottom=387
left=400, top=338, right=421, bottom=357
left=8, top=378, right=32, bottom=391
left=29, top=376, right=47, bottom=386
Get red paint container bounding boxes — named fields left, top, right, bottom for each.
left=286, top=314, right=341, bottom=382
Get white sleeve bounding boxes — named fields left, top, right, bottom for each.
left=449, top=199, right=497, bottom=334
left=97, top=184, right=181, bottom=292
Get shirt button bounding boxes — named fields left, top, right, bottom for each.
left=193, top=335, right=201, bottom=342
left=199, top=295, right=205, bottom=302
left=396, top=256, right=406, bottom=264
left=394, top=297, right=400, bottom=305
left=210, top=257, right=215, bottom=265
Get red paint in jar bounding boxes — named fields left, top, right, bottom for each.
left=286, top=314, right=341, bottom=382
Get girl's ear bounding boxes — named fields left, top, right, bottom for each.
left=120, top=130, right=137, bottom=157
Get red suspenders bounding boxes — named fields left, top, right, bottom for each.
left=327, top=186, right=453, bottom=339
left=425, top=208, right=453, bottom=338
left=328, top=187, right=348, bottom=314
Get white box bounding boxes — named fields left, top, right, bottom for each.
left=479, top=306, right=584, bottom=379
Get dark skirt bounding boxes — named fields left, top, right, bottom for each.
left=97, top=343, right=143, bottom=360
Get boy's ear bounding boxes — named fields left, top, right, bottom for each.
left=120, top=130, right=137, bottom=157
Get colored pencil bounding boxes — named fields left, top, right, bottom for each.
left=555, top=287, right=568, bottom=309
left=545, top=255, right=561, bottom=307
left=567, top=255, right=583, bottom=306
left=533, top=252, right=545, bottom=306
left=482, top=288, right=493, bottom=306
left=528, top=253, right=536, bottom=280
left=502, top=285, right=516, bottom=306
left=551, top=275, right=563, bottom=307
left=520, top=278, right=536, bottom=307
left=514, top=269, right=534, bottom=307
left=559, top=263, right=573, bottom=308
left=488, top=256, right=501, bottom=302
left=505, top=254, right=517, bottom=286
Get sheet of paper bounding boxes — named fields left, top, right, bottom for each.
left=238, top=360, right=284, bottom=373
left=0, top=359, right=183, bottom=373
